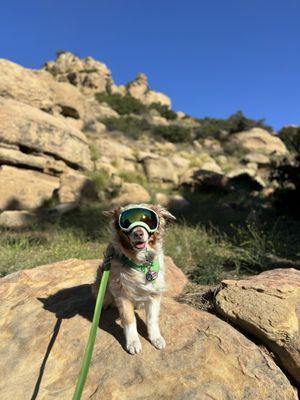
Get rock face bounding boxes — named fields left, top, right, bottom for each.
left=143, top=156, right=178, bottom=184
left=0, top=166, right=60, bottom=210
left=0, top=59, right=85, bottom=118
left=127, top=73, right=171, bottom=108
left=0, top=259, right=297, bottom=400
left=112, top=182, right=151, bottom=206
left=215, top=268, right=300, bottom=384
left=230, top=128, right=288, bottom=156
left=0, top=97, right=92, bottom=170
left=44, top=51, right=112, bottom=94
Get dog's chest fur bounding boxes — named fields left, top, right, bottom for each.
left=108, top=252, right=166, bottom=303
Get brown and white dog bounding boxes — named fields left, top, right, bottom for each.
left=91, top=203, right=175, bottom=354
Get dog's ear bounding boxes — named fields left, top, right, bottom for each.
left=102, top=207, right=121, bottom=219
left=151, top=205, right=176, bottom=221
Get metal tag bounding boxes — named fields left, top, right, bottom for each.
left=146, top=271, right=158, bottom=281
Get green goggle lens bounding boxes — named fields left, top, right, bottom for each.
left=119, top=208, right=159, bottom=232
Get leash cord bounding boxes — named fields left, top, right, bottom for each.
left=72, top=264, right=110, bottom=400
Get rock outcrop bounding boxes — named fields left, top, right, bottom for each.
left=0, top=166, right=60, bottom=210
left=0, top=259, right=297, bottom=400
left=0, top=97, right=92, bottom=170
left=230, top=128, right=288, bottom=156
left=127, top=73, right=171, bottom=108
left=215, top=268, right=300, bottom=384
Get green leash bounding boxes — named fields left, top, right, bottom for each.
left=72, top=257, right=111, bottom=400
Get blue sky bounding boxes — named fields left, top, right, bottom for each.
left=1, top=0, right=299, bottom=131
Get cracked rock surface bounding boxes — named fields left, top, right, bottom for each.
left=215, top=268, right=300, bottom=384
left=0, top=259, right=297, bottom=400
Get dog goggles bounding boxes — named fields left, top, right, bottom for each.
left=118, top=207, right=159, bottom=233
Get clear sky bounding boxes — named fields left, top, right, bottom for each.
left=1, top=0, right=299, bottom=131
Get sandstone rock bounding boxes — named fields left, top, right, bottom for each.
left=44, top=52, right=111, bottom=94
left=95, top=137, right=135, bottom=163
left=243, top=152, right=271, bottom=165
left=0, top=210, right=37, bottom=228
left=215, top=269, right=300, bottom=384
left=0, top=59, right=85, bottom=119
left=112, top=182, right=150, bottom=206
left=0, top=166, right=59, bottom=210
left=146, top=115, right=169, bottom=126
left=155, top=192, right=169, bottom=206
left=0, top=259, right=296, bottom=400
left=143, top=90, right=171, bottom=108
left=176, top=111, right=185, bottom=119
left=84, top=98, right=119, bottom=121
left=110, top=84, right=127, bottom=96
left=200, top=161, right=223, bottom=174
left=230, top=128, right=288, bottom=156
left=58, top=172, right=97, bottom=203
left=0, top=97, right=92, bottom=170
left=127, top=73, right=171, bottom=108
left=0, top=59, right=53, bottom=109
left=143, top=156, right=178, bottom=184
left=0, top=142, right=69, bottom=174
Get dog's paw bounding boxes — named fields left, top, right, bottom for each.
left=150, top=335, right=166, bottom=350
left=126, top=339, right=142, bottom=355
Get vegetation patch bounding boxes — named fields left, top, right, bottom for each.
left=95, top=92, right=147, bottom=115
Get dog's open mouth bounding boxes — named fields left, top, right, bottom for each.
left=133, top=241, right=147, bottom=250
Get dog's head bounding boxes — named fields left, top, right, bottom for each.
left=104, top=203, right=176, bottom=259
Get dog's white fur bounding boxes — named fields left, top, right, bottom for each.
left=92, top=203, right=175, bottom=354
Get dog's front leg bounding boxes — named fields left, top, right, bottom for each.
left=145, top=295, right=166, bottom=350
left=116, top=296, right=142, bottom=355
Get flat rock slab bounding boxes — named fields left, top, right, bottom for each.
left=215, top=268, right=300, bottom=384
left=0, top=260, right=297, bottom=400
left=0, top=165, right=59, bottom=210
left=0, top=97, right=92, bottom=170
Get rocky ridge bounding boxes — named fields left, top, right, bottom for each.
left=0, top=51, right=291, bottom=226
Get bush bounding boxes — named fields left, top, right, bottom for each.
left=149, top=103, right=177, bottom=120
left=195, top=111, right=273, bottom=140
left=103, top=116, right=151, bottom=139
left=153, top=125, right=193, bottom=143
left=95, top=92, right=147, bottom=115
left=279, top=126, right=300, bottom=154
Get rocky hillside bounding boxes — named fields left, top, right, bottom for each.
left=0, top=51, right=293, bottom=226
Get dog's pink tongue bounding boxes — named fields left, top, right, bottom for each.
left=135, top=242, right=146, bottom=249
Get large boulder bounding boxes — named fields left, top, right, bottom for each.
left=44, top=51, right=112, bottom=94
left=127, top=73, right=171, bottom=108
left=112, top=182, right=151, bottom=206
left=215, top=268, right=300, bottom=384
left=230, top=128, right=288, bottom=156
left=0, top=97, right=92, bottom=170
left=143, top=156, right=178, bottom=184
left=0, top=59, right=85, bottom=118
left=58, top=172, right=97, bottom=203
left=0, top=59, right=53, bottom=110
left=0, top=259, right=297, bottom=399
left=0, top=165, right=59, bottom=210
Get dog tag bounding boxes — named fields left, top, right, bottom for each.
left=146, top=271, right=158, bottom=281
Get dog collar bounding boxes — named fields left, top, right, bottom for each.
left=121, top=254, right=160, bottom=281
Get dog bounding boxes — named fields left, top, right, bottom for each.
left=91, top=203, right=176, bottom=354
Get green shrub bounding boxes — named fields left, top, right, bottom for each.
left=95, top=92, right=147, bottom=115
left=195, top=111, right=273, bottom=140
left=149, top=103, right=177, bottom=120
left=119, top=171, right=148, bottom=187
left=103, top=116, right=151, bottom=139
left=152, top=125, right=192, bottom=143
left=279, top=126, right=300, bottom=154
left=86, top=170, right=110, bottom=192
